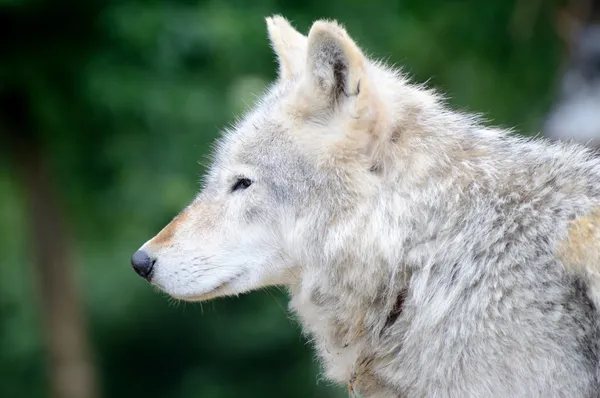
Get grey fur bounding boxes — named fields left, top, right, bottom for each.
left=136, top=16, right=600, bottom=397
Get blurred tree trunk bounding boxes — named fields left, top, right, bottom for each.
left=544, top=0, right=600, bottom=146
left=554, top=0, right=600, bottom=50
left=1, top=89, right=99, bottom=398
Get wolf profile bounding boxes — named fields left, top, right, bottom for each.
left=132, top=15, right=600, bottom=397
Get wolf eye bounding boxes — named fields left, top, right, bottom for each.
left=231, top=178, right=252, bottom=192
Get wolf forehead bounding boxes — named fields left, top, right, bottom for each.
left=203, top=93, right=316, bottom=190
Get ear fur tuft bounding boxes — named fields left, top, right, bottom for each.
left=266, top=15, right=307, bottom=79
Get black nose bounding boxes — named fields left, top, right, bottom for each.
left=131, top=250, right=155, bottom=280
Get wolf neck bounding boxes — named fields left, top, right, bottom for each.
left=288, top=252, right=416, bottom=394
left=286, top=198, right=417, bottom=386
left=286, top=96, right=497, bottom=387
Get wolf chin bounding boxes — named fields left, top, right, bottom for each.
left=132, top=15, right=600, bottom=397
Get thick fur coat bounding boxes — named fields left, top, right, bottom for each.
left=133, top=16, right=600, bottom=397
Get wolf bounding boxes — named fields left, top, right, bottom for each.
left=131, top=15, right=600, bottom=397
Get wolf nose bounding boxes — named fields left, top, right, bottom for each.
left=131, top=250, right=155, bottom=280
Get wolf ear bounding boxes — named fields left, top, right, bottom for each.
left=266, top=15, right=307, bottom=80
left=305, top=20, right=365, bottom=102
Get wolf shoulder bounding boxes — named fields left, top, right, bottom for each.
left=526, top=140, right=600, bottom=293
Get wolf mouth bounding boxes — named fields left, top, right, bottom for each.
left=209, top=273, right=243, bottom=292
left=170, top=271, right=247, bottom=302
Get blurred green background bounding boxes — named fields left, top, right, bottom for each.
left=0, top=0, right=586, bottom=397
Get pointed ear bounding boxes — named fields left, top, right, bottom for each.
left=305, top=20, right=365, bottom=102
left=266, top=15, right=307, bottom=80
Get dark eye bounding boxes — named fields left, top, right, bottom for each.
left=231, top=178, right=252, bottom=192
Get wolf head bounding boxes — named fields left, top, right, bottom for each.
left=131, top=16, right=426, bottom=301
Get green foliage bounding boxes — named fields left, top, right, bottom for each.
left=0, top=0, right=565, bottom=396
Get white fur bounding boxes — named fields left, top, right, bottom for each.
left=136, top=16, right=600, bottom=397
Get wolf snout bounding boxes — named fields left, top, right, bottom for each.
left=131, top=250, right=155, bottom=280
